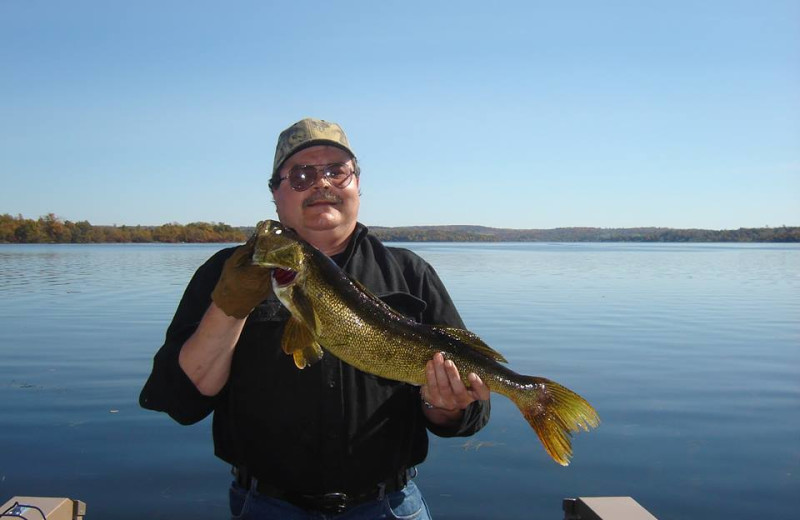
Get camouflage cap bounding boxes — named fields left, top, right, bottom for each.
left=272, top=118, right=355, bottom=178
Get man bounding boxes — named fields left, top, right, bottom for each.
left=140, top=118, right=491, bottom=519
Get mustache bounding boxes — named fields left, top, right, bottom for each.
left=303, top=191, right=342, bottom=208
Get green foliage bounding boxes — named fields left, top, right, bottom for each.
left=0, top=214, right=248, bottom=243
left=2, top=214, right=798, bottom=243
left=369, top=225, right=800, bottom=243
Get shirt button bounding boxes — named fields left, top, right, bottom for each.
left=328, top=380, right=336, bottom=388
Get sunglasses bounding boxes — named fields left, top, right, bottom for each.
left=278, top=162, right=355, bottom=192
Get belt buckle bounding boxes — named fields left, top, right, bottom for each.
left=318, top=492, right=350, bottom=514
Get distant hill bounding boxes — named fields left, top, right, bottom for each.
left=366, top=225, right=800, bottom=243
left=3, top=213, right=798, bottom=243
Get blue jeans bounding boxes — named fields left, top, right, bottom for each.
left=229, top=479, right=433, bottom=520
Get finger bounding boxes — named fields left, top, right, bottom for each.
left=445, top=362, right=485, bottom=409
left=468, top=373, right=491, bottom=401
left=225, top=244, right=250, bottom=269
left=443, top=359, right=469, bottom=400
left=440, top=357, right=474, bottom=410
left=242, top=236, right=257, bottom=255
left=428, top=354, right=456, bottom=409
left=433, top=354, right=452, bottom=399
left=422, top=360, right=436, bottom=399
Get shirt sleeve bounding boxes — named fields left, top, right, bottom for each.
left=138, top=248, right=234, bottom=425
left=410, top=260, right=492, bottom=438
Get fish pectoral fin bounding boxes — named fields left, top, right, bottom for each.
left=291, top=288, right=321, bottom=335
left=281, top=317, right=324, bottom=369
left=434, top=326, right=508, bottom=363
left=281, top=317, right=312, bottom=354
left=293, top=344, right=324, bottom=369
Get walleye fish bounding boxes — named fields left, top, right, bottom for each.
left=251, top=220, right=599, bottom=465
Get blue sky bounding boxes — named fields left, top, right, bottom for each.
left=1, top=1, right=798, bottom=229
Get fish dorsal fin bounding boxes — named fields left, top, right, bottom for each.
left=433, top=326, right=508, bottom=363
left=282, top=317, right=324, bottom=369
left=348, top=277, right=409, bottom=320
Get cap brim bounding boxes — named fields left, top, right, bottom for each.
left=273, top=140, right=356, bottom=176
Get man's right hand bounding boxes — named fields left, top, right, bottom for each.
left=211, top=224, right=272, bottom=319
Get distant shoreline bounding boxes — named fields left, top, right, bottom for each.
left=2, top=214, right=798, bottom=243
left=369, top=225, right=800, bottom=243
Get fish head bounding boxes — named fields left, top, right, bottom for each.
left=251, top=220, right=307, bottom=286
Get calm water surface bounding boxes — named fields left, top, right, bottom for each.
left=0, top=242, right=798, bottom=519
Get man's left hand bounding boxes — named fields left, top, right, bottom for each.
left=420, top=352, right=490, bottom=424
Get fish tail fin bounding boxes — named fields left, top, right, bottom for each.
left=509, top=376, right=600, bottom=466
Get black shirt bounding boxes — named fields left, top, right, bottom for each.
left=139, top=223, right=490, bottom=495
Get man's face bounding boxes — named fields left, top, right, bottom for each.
left=272, top=145, right=360, bottom=242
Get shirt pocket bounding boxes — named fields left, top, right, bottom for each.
left=376, top=291, right=427, bottom=323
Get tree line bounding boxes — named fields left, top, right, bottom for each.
left=2, top=214, right=798, bottom=243
left=369, top=225, right=800, bottom=242
left=0, top=214, right=247, bottom=243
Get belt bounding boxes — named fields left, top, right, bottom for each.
left=232, top=466, right=413, bottom=514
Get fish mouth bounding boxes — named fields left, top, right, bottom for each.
left=272, top=268, right=297, bottom=287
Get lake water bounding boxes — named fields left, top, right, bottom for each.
left=0, top=242, right=798, bottom=519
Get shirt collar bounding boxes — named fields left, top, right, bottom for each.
left=335, top=222, right=369, bottom=268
